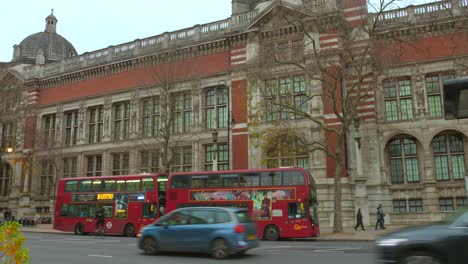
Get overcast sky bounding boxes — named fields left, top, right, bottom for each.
left=0, top=0, right=434, bottom=62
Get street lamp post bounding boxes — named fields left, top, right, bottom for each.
left=216, top=85, right=234, bottom=170
left=212, top=129, right=219, bottom=171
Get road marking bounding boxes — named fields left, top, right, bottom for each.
left=25, top=236, right=41, bottom=239
left=88, top=255, right=112, bottom=258
left=128, top=243, right=137, bottom=246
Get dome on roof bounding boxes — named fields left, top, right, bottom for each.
left=13, top=10, right=77, bottom=64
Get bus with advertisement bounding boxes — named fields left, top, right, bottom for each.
left=54, top=173, right=167, bottom=236
left=165, top=167, right=319, bottom=240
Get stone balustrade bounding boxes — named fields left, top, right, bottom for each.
left=370, top=0, right=467, bottom=25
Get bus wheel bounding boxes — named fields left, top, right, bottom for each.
left=264, top=225, right=280, bottom=241
left=74, top=223, right=85, bottom=235
left=124, top=224, right=136, bottom=237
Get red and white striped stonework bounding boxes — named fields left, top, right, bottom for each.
left=231, top=45, right=247, bottom=65
left=342, top=0, right=368, bottom=28
left=26, top=90, right=39, bottom=106
left=319, top=33, right=339, bottom=51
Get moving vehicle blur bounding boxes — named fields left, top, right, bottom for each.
left=376, top=210, right=468, bottom=264
left=137, top=207, right=258, bottom=259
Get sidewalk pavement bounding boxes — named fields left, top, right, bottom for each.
left=21, top=223, right=406, bottom=241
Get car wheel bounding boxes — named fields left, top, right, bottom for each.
left=74, top=223, right=85, bottom=235
left=142, top=237, right=158, bottom=255
left=211, top=238, right=229, bottom=259
left=401, top=252, right=442, bottom=264
left=264, top=225, right=280, bottom=241
left=237, top=250, right=247, bottom=256
left=124, top=224, right=136, bottom=237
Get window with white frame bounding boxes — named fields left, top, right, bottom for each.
left=265, top=76, right=307, bottom=122
left=432, top=133, right=466, bottom=181
left=1, top=122, right=15, bottom=150
left=63, top=157, right=77, bottom=178
left=142, top=96, right=160, bottom=137
left=88, top=106, right=103, bottom=143
left=170, top=146, right=192, bottom=172
left=205, top=88, right=227, bottom=129
left=204, top=143, right=228, bottom=171
left=42, top=114, right=56, bottom=147
left=388, top=138, right=420, bottom=184
left=86, top=155, right=102, bottom=176
left=172, top=93, right=192, bottom=133
left=392, top=199, right=407, bottom=213
left=112, top=152, right=129, bottom=175
left=439, top=198, right=454, bottom=212
left=425, top=73, right=454, bottom=117
left=64, top=111, right=79, bottom=146
left=384, top=79, right=414, bottom=121
left=39, top=159, right=54, bottom=196
left=140, top=149, right=159, bottom=173
left=0, top=163, right=11, bottom=197
left=113, top=102, right=130, bottom=140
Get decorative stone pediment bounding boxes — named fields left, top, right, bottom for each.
left=243, top=0, right=307, bottom=32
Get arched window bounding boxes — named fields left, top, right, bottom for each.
left=0, top=163, right=12, bottom=197
left=388, top=138, right=420, bottom=184
left=432, top=133, right=466, bottom=181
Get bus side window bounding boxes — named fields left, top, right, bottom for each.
left=126, top=180, right=140, bottom=191
left=261, top=172, right=281, bottom=186
left=221, top=174, right=239, bottom=187
left=79, top=180, right=92, bottom=192
left=283, top=171, right=305, bottom=185
left=89, top=204, right=97, bottom=218
left=116, top=180, right=125, bottom=192
left=92, top=180, right=101, bottom=192
left=103, top=180, right=115, bottom=192
left=67, top=204, right=76, bottom=217
left=65, top=181, right=77, bottom=192
left=171, top=175, right=190, bottom=188
left=240, top=173, right=260, bottom=187
left=142, top=177, right=154, bottom=191
left=76, top=204, right=90, bottom=217
left=60, top=204, right=69, bottom=216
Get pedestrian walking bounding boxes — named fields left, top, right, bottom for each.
left=355, top=208, right=365, bottom=231
left=3, top=208, right=11, bottom=221
left=375, top=204, right=386, bottom=230
left=95, top=206, right=106, bottom=237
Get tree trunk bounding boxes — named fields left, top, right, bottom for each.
left=333, top=131, right=344, bottom=233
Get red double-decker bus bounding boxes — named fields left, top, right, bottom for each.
left=166, top=167, right=319, bottom=240
left=54, top=173, right=167, bottom=236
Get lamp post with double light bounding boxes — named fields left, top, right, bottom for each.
left=212, top=129, right=219, bottom=171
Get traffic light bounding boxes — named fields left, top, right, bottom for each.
left=443, top=78, right=468, bottom=120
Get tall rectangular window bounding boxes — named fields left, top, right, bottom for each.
left=113, top=102, right=130, bottom=140
left=63, top=157, right=77, bottom=178
left=205, top=88, right=226, bottom=129
left=426, top=73, right=454, bottom=117
left=384, top=79, right=414, bottom=121
left=64, top=111, right=79, bottom=146
left=140, top=149, right=159, bottom=173
left=172, top=93, right=192, bottom=133
left=88, top=106, right=103, bottom=143
left=439, top=198, right=453, bottom=211
left=39, top=159, right=54, bottom=196
left=170, top=146, right=192, bottom=172
left=392, top=199, right=407, bottom=213
left=86, top=155, right=102, bottom=176
left=42, top=114, right=56, bottom=147
left=264, top=76, right=307, bottom=122
left=1, top=122, right=15, bottom=150
left=142, top=96, right=160, bottom=137
left=112, top=152, right=130, bottom=175
left=204, top=143, right=228, bottom=171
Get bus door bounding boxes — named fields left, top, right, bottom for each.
left=138, top=203, right=157, bottom=232
left=286, top=202, right=311, bottom=235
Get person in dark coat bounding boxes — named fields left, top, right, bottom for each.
left=355, top=208, right=365, bottom=231
left=375, top=204, right=386, bottom=230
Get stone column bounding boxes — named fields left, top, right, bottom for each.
left=353, top=136, right=370, bottom=226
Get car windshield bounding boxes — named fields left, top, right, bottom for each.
left=445, top=210, right=468, bottom=226
left=235, top=210, right=253, bottom=223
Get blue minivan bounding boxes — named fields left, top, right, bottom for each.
left=137, top=207, right=259, bottom=259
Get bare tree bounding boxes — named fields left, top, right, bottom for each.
left=137, top=62, right=200, bottom=173
left=247, top=0, right=402, bottom=232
